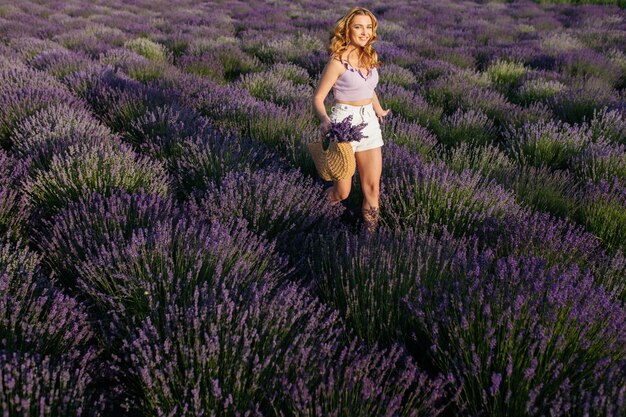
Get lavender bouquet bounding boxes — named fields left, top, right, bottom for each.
left=324, top=115, right=367, bottom=146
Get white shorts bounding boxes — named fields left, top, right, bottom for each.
left=329, top=103, right=384, bottom=153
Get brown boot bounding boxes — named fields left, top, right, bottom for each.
left=363, top=206, right=380, bottom=233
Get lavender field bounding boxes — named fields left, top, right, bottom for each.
left=0, top=0, right=625, bottom=415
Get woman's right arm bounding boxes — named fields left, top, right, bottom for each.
left=312, top=57, right=343, bottom=133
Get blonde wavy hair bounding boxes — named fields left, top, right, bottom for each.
left=329, top=7, right=379, bottom=69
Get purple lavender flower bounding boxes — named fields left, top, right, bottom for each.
left=35, top=190, right=178, bottom=285
left=0, top=185, right=27, bottom=243
left=590, top=107, right=626, bottom=145
left=493, top=207, right=606, bottom=272
left=238, top=69, right=312, bottom=107
left=307, top=224, right=470, bottom=349
left=170, top=133, right=272, bottom=199
left=381, top=143, right=521, bottom=239
left=571, top=138, right=626, bottom=183
left=0, top=349, right=104, bottom=417
left=178, top=51, right=225, bottom=82
left=126, top=279, right=448, bottom=417
left=195, top=167, right=343, bottom=253
left=325, top=115, right=367, bottom=144
left=0, top=241, right=95, bottom=356
left=504, top=118, right=592, bottom=170
left=382, top=115, right=438, bottom=157
left=0, top=62, right=87, bottom=148
left=29, top=48, right=91, bottom=79
left=503, top=165, right=579, bottom=217
left=379, top=82, right=443, bottom=127
left=437, top=108, right=496, bottom=147
left=407, top=253, right=626, bottom=416
left=551, top=77, right=620, bottom=124
left=76, top=216, right=288, bottom=340
left=11, top=103, right=116, bottom=174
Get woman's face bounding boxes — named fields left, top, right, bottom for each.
left=348, top=14, right=373, bottom=48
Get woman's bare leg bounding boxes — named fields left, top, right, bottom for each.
left=355, top=147, right=382, bottom=229
left=325, top=176, right=352, bottom=204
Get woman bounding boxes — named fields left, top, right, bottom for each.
left=312, top=6, right=390, bottom=232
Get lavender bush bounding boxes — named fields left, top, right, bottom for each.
left=307, top=225, right=468, bottom=350
left=0, top=62, right=86, bottom=148
left=238, top=70, right=312, bottom=107
left=516, top=77, right=566, bottom=105
left=439, top=142, right=514, bottom=179
left=195, top=167, right=343, bottom=252
left=382, top=116, right=438, bottom=158
left=504, top=165, right=579, bottom=217
left=196, top=44, right=263, bottom=81
left=169, top=133, right=272, bottom=199
left=0, top=241, right=95, bottom=356
left=505, top=119, right=592, bottom=170
left=0, top=152, right=28, bottom=242
left=99, top=47, right=170, bottom=83
left=408, top=252, right=626, bottom=416
left=571, top=139, right=626, bottom=182
left=6, top=37, right=59, bottom=62
left=63, top=65, right=170, bottom=139
left=123, top=38, right=171, bottom=63
left=11, top=103, right=116, bottom=174
left=29, top=48, right=91, bottom=79
left=559, top=49, right=623, bottom=88
left=382, top=144, right=520, bottom=239
left=241, top=31, right=324, bottom=67
left=0, top=241, right=104, bottom=416
left=491, top=208, right=606, bottom=271
left=0, top=349, right=103, bottom=417
left=178, top=52, right=226, bottom=83
left=590, top=107, right=626, bottom=145
left=436, top=108, right=497, bottom=147
left=24, top=141, right=170, bottom=216
left=551, top=77, right=620, bottom=124
left=0, top=185, right=27, bottom=244
left=123, top=103, right=208, bottom=159
left=599, top=250, right=626, bottom=301
left=36, top=190, right=178, bottom=284
left=127, top=278, right=448, bottom=417
left=76, top=217, right=287, bottom=340
left=424, top=69, right=492, bottom=114
left=378, top=62, right=418, bottom=89
left=378, top=82, right=443, bottom=129
left=577, top=178, right=626, bottom=254
left=485, top=59, right=527, bottom=96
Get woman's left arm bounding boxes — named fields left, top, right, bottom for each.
left=372, top=90, right=390, bottom=124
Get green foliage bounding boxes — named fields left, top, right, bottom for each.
left=507, top=121, right=590, bottom=170
left=124, top=37, right=170, bottom=62
left=440, top=142, right=514, bottom=179
left=436, top=109, right=497, bottom=147
left=382, top=163, right=519, bottom=238
left=238, top=71, right=312, bottom=107
left=25, top=142, right=170, bottom=216
left=578, top=184, right=626, bottom=254
left=308, top=229, right=458, bottom=349
left=486, top=60, right=527, bottom=95
left=517, top=78, right=566, bottom=104
left=505, top=166, right=578, bottom=218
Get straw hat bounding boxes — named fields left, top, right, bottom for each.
left=307, top=140, right=355, bottom=181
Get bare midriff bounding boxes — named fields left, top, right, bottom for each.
left=335, top=98, right=373, bottom=106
